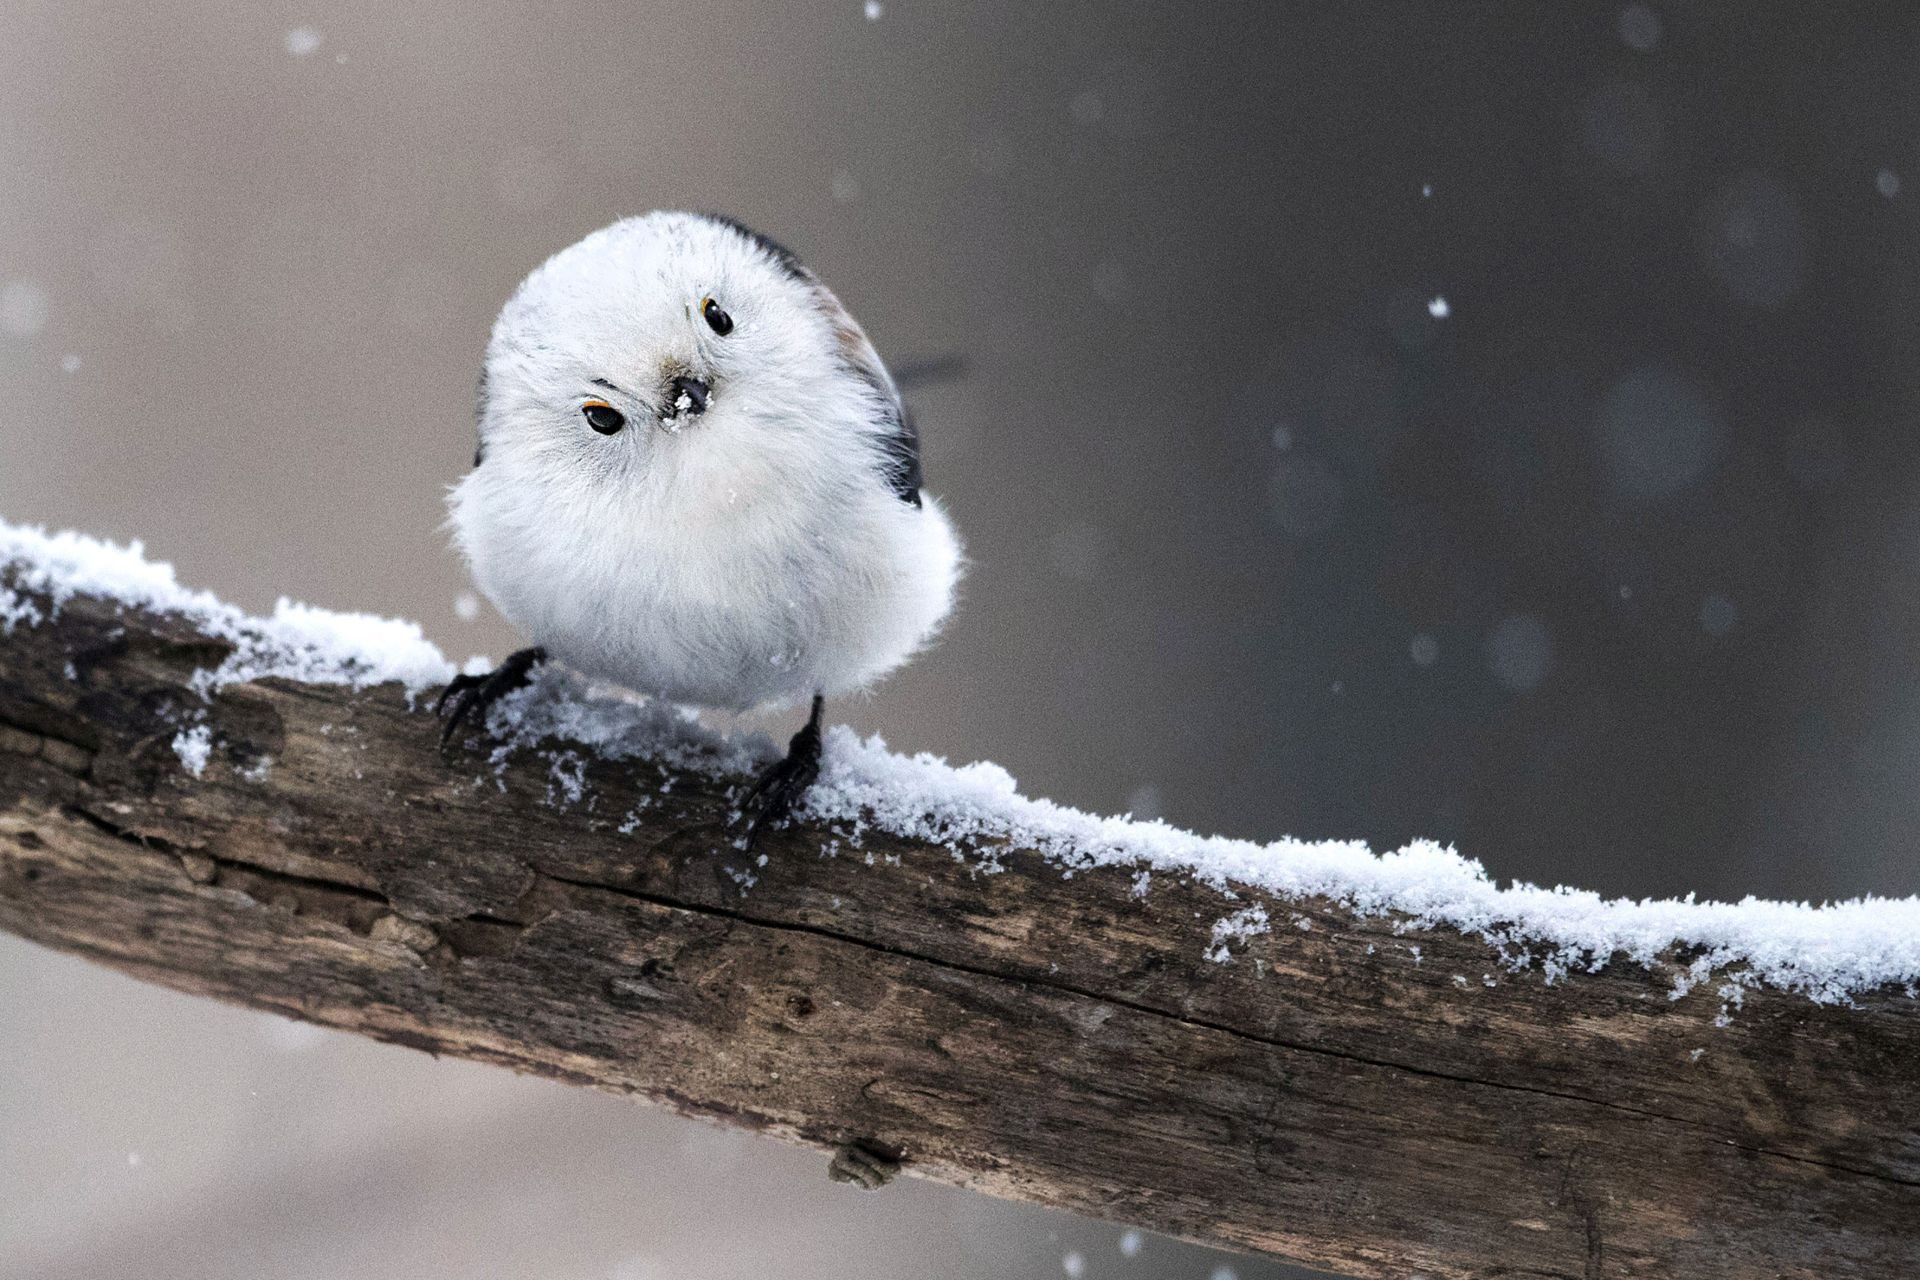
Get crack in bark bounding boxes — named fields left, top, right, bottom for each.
left=536, top=869, right=1920, bottom=1192
left=62, top=802, right=193, bottom=856
left=61, top=802, right=506, bottom=956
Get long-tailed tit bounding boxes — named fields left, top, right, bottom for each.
left=442, top=211, right=962, bottom=837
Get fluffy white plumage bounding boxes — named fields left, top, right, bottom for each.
left=448, top=211, right=962, bottom=713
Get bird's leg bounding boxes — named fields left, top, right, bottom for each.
left=435, top=646, right=546, bottom=749
left=743, top=693, right=824, bottom=847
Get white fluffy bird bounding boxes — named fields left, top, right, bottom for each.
left=444, top=211, right=963, bottom=836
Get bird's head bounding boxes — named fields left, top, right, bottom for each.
left=474, top=211, right=896, bottom=485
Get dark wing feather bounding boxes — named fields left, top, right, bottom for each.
left=472, top=365, right=490, bottom=467
left=880, top=402, right=924, bottom=507
left=837, top=335, right=922, bottom=508
left=813, top=278, right=924, bottom=508
left=702, top=212, right=924, bottom=507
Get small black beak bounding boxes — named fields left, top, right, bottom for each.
left=669, top=374, right=710, bottom=417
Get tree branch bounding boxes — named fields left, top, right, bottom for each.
left=1, top=559, right=1916, bottom=1280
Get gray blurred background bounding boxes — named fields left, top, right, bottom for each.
left=3, top=2, right=1918, bottom=1277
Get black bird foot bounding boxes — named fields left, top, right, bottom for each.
left=742, top=694, right=824, bottom=847
left=827, top=1140, right=900, bottom=1191
left=435, top=646, right=546, bottom=749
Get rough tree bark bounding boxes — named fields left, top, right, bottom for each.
left=0, top=573, right=1916, bottom=1280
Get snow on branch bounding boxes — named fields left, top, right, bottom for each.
left=2, top=517, right=1918, bottom=1280
left=4, top=517, right=1916, bottom=1004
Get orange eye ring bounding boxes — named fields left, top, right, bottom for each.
left=581, top=399, right=626, bottom=435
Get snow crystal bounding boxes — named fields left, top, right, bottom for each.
left=0, top=584, right=42, bottom=634
left=1061, top=1250, right=1085, bottom=1278
left=284, top=27, right=322, bottom=57
left=545, top=750, right=588, bottom=808
left=1427, top=295, right=1449, bottom=319
left=6, top=516, right=1920, bottom=1004
left=1118, top=1229, right=1144, bottom=1258
left=863, top=1, right=884, bottom=21
left=1205, top=905, right=1270, bottom=963
left=171, top=726, right=212, bottom=778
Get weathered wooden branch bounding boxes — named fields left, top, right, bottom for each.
left=1, top=572, right=1916, bottom=1280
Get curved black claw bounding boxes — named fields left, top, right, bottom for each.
left=743, top=694, right=824, bottom=848
left=435, top=646, right=546, bottom=750
left=827, top=1140, right=900, bottom=1191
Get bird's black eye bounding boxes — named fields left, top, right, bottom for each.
left=582, top=399, right=626, bottom=435
left=701, top=296, right=734, bottom=336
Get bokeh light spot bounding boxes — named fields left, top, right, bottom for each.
left=0, top=280, right=49, bottom=337
left=1595, top=365, right=1723, bottom=500
left=1486, top=615, right=1554, bottom=691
